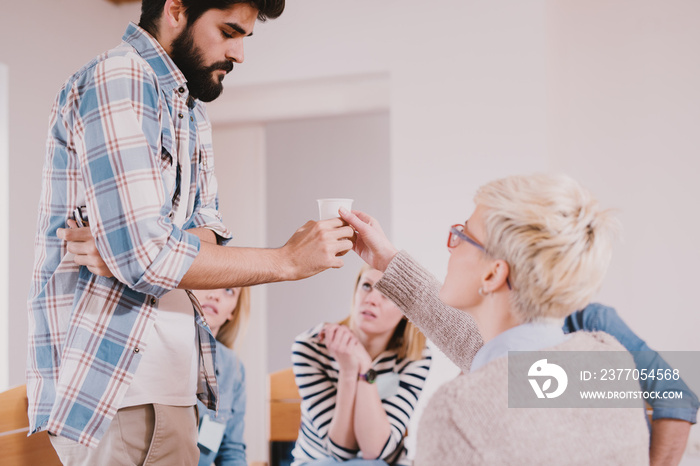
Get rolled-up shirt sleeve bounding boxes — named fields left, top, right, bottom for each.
left=73, top=55, right=201, bottom=297
left=564, top=303, right=699, bottom=423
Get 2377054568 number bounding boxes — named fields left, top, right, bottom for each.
left=600, top=368, right=680, bottom=381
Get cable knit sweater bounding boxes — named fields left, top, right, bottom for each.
left=375, top=251, right=650, bottom=466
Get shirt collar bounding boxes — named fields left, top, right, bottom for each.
left=470, top=321, right=569, bottom=372
left=122, top=22, right=187, bottom=93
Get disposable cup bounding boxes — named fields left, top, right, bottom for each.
left=317, top=198, right=354, bottom=220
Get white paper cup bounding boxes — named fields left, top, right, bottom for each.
left=317, top=198, right=354, bottom=220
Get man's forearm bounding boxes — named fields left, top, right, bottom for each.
left=177, top=219, right=352, bottom=290
left=62, top=218, right=353, bottom=290
left=177, top=241, right=290, bottom=289
left=650, top=418, right=691, bottom=466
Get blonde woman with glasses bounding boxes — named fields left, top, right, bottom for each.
left=339, top=173, right=650, bottom=465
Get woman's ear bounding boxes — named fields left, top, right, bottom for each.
left=482, top=259, right=510, bottom=294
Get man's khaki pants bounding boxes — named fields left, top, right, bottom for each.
left=49, top=404, right=199, bottom=466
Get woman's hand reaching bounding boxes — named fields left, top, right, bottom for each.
left=339, top=208, right=398, bottom=273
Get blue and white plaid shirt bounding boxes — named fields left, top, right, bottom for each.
left=27, top=23, right=232, bottom=448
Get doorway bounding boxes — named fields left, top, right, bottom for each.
left=207, top=73, right=390, bottom=463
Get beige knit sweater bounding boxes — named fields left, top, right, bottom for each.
left=376, top=251, right=650, bottom=466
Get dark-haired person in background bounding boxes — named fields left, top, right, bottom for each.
left=28, top=1, right=355, bottom=465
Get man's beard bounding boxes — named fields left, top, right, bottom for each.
left=170, top=26, right=234, bottom=102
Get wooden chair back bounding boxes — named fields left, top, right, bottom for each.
left=0, top=384, right=61, bottom=465
left=268, top=367, right=302, bottom=442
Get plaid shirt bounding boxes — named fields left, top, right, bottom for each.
left=27, top=23, right=232, bottom=448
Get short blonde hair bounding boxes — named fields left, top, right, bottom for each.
left=474, top=173, right=619, bottom=322
left=341, top=265, right=427, bottom=361
left=215, top=287, right=251, bottom=350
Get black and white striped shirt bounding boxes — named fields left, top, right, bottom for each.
left=291, top=323, right=432, bottom=466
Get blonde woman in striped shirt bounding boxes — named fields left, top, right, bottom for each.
left=291, top=266, right=432, bottom=466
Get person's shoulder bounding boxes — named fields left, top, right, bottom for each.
left=215, top=340, right=235, bottom=358
left=439, top=366, right=509, bottom=411
left=294, top=322, right=325, bottom=344
left=292, top=323, right=329, bottom=358
left=561, top=330, right=626, bottom=352
left=420, top=345, right=433, bottom=360
left=69, top=42, right=155, bottom=89
left=576, top=302, right=621, bottom=329
left=214, top=341, right=238, bottom=369
left=102, top=44, right=156, bottom=79
left=397, top=345, right=433, bottom=369
left=465, top=356, right=509, bottom=382
left=214, top=342, right=246, bottom=379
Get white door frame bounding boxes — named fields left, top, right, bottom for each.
left=0, top=64, right=9, bottom=391
left=207, top=73, right=390, bottom=125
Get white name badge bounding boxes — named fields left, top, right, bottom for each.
left=198, top=414, right=226, bottom=453
left=376, top=372, right=401, bottom=400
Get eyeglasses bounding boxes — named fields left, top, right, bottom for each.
left=448, top=223, right=485, bottom=251
left=447, top=223, right=512, bottom=290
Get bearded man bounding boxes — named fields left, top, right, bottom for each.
left=27, top=1, right=355, bottom=464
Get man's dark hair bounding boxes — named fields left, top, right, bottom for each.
left=139, top=0, right=285, bottom=37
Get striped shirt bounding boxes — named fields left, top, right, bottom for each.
left=291, top=323, right=432, bottom=466
left=27, top=23, right=232, bottom=448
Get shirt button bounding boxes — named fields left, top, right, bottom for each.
left=178, top=87, right=185, bottom=93
left=178, top=113, right=184, bottom=119
left=134, top=348, right=140, bottom=353
left=190, top=116, right=194, bottom=122
left=202, top=159, right=207, bottom=167
left=150, top=297, right=156, bottom=305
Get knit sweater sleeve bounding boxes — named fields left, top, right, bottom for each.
left=375, top=250, right=483, bottom=373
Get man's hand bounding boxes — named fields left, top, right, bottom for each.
left=339, top=208, right=398, bottom=272
left=280, top=218, right=355, bottom=281
left=57, top=223, right=219, bottom=279
left=57, top=220, right=113, bottom=277
left=320, top=324, right=372, bottom=374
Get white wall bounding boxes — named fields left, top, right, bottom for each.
left=545, top=0, right=700, bottom=350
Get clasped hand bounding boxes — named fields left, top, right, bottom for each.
left=319, top=323, right=372, bottom=375
left=57, top=219, right=113, bottom=277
